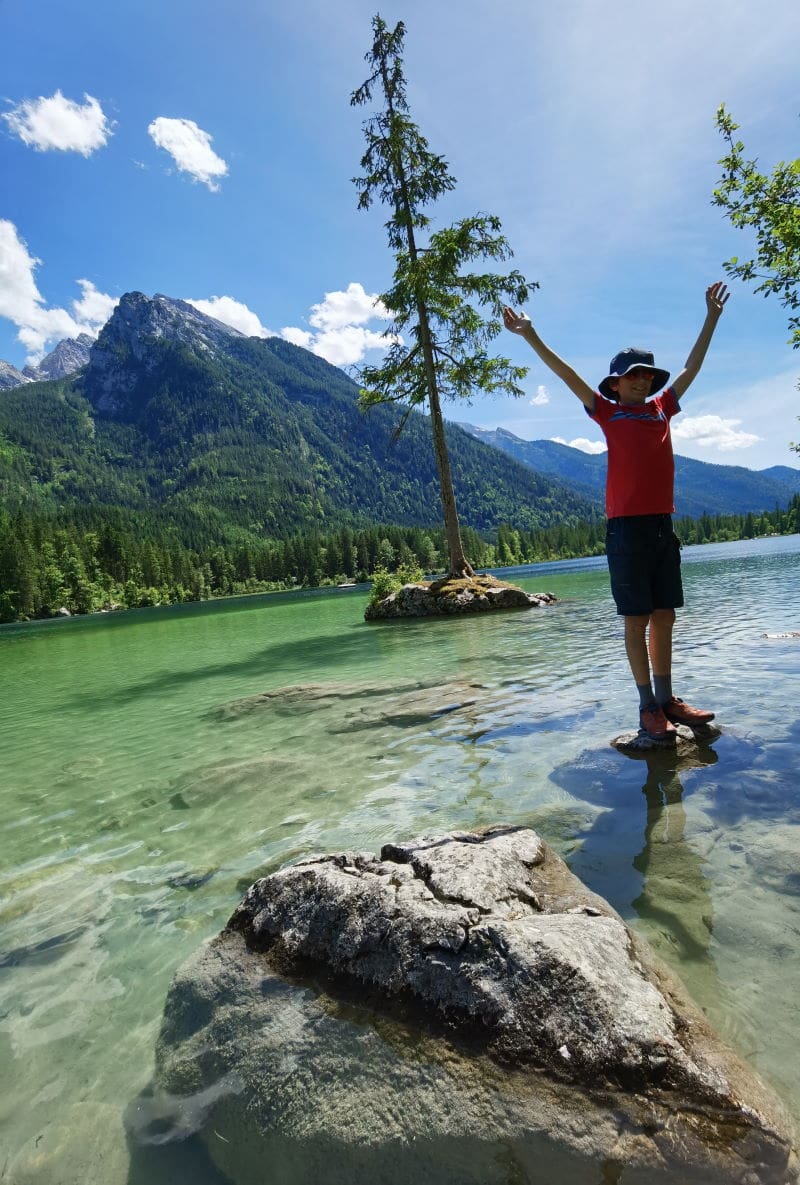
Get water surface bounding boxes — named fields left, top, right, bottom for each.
left=1, top=535, right=799, bottom=1183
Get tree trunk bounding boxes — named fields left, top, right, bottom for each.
left=417, top=309, right=475, bottom=577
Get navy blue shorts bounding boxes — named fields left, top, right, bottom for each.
left=605, top=514, right=684, bottom=617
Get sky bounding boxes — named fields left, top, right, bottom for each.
left=1, top=0, right=798, bottom=470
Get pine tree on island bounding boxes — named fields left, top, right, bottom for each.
left=351, top=15, right=535, bottom=581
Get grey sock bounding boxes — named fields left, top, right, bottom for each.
left=654, top=675, right=673, bottom=705
left=637, top=683, right=656, bottom=710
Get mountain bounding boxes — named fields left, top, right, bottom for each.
left=760, top=464, right=800, bottom=486
left=0, top=359, right=30, bottom=391
left=457, top=424, right=800, bottom=519
left=0, top=292, right=599, bottom=542
left=0, top=333, right=94, bottom=390
left=23, top=333, right=94, bottom=382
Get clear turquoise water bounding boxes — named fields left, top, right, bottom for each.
left=1, top=535, right=799, bottom=1183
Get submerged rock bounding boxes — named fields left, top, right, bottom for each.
left=154, top=826, right=797, bottom=1185
left=365, top=575, right=556, bottom=620
left=213, top=677, right=490, bottom=732
left=612, top=722, right=722, bottom=753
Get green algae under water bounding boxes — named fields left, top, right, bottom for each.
left=1, top=535, right=799, bottom=1184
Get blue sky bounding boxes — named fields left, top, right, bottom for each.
left=1, top=0, right=798, bottom=469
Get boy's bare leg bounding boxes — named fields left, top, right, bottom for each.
left=624, top=615, right=652, bottom=686
left=648, top=608, right=675, bottom=682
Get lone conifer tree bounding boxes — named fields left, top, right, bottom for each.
left=351, top=15, right=535, bottom=577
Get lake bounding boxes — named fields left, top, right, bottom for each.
left=1, top=534, right=799, bottom=1183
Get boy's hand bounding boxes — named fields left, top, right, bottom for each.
left=503, top=306, right=532, bottom=335
left=705, top=282, right=729, bottom=319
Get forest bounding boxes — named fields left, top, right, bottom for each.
left=2, top=497, right=797, bottom=624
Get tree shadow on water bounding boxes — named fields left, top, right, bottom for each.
left=69, top=619, right=406, bottom=711
left=454, top=701, right=600, bottom=746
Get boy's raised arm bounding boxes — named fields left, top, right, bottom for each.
left=671, top=282, right=729, bottom=400
left=503, top=307, right=596, bottom=410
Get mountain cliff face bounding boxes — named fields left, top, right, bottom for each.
left=23, top=333, right=94, bottom=382
left=1, top=334, right=94, bottom=389
left=87, top=293, right=244, bottom=411
left=0, top=292, right=240, bottom=395
left=0, top=359, right=30, bottom=391
left=0, top=292, right=598, bottom=538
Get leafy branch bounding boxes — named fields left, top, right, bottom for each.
left=713, top=105, right=800, bottom=347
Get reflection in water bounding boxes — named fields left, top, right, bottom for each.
left=627, top=746, right=722, bottom=1010
left=551, top=737, right=736, bottom=1024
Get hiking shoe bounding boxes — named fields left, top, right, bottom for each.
left=639, top=703, right=677, bottom=741
left=662, top=697, right=715, bottom=726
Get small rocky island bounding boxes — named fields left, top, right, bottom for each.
left=365, top=573, right=556, bottom=620
left=153, top=826, right=797, bottom=1184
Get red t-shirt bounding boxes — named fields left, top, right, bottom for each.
left=588, top=388, right=680, bottom=518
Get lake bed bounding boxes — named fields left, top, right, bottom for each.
left=2, top=535, right=799, bottom=1183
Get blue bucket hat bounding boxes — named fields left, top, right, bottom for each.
left=598, top=348, right=670, bottom=400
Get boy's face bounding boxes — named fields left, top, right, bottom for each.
left=610, top=366, right=655, bottom=404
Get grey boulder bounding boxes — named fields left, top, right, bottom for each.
left=153, top=825, right=797, bottom=1185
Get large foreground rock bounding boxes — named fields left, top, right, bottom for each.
left=154, top=826, right=797, bottom=1185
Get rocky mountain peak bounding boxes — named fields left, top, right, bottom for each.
left=2, top=293, right=250, bottom=399
left=1, top=333, right=95, bottom=390
left=23, top=334, right=94, bottom=382
left=455, top=423, right=523, bottom=447
left=103, top=292, right=242, bottom=357
left=0, top=359, right=32, bottom=391
left=86, top=292, right=246, bottom=412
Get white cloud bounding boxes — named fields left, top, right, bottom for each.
left=184, top=287, right=393, bottom=364
left=72, top=279, right=118, bottom=327
left=281, top=327, right=314, bottom=349
left=671, top=414, right=761, bottom=452
left=308, top=283, right=390, bottom=331
left=281, top=283, right=398, bottom=366
left=0, top=219, right=117, bottom=362
left=3, top=91, right=113, bottom=155
left=305, top=326, right=394, bottom=367
left=552, top=436, right=608, bottom=455
left=147, top=117, right=228, bottom=191
left=529, top=384, right=550, bottom=407
left=186, top=295, right=274, bottom=338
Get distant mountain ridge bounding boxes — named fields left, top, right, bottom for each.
left=0, top=359, right=29, bottom=391
left=25, top=333, right=94, bottom=382
left=457, top=423, right=800, bottom=519
left=0, top=334, right=93, bottom=390
left=0, top=292, right=599, bottom=541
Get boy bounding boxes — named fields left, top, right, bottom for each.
left=503, top=283, right=729, bottom=740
